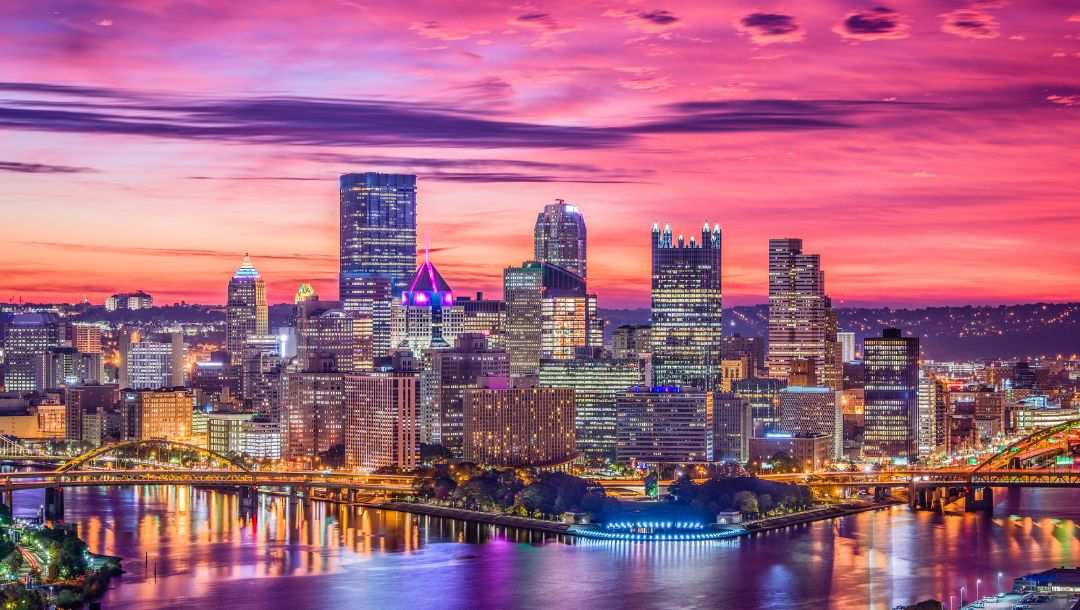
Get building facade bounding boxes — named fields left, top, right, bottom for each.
left=344, top=372, right=418, bottom=470
left=863, top=328, right=920, bottom=462
left=533, top=199, right=587, bottom=280
left=778, top=386, right=842, bottom=460
left=615, top=387, right=712, bottom=464
left=463, top=381, right=575, bottom=467
left=226, top=255, right=268, bottom=364
left=767, top=239, right=830, bottom=382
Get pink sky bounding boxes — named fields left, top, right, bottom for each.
left=2, top=0, right=1079, bottom=307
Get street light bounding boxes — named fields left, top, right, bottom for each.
left=976, top=578, right=981, bottom=601
left=997, top=571, right=1003, bottom=594
left=960, top=585, right=966, bottom=607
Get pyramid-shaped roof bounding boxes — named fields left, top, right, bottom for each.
left=407, top=259, right=452, bottom=293
left=233, top=254, right=261, bottom=279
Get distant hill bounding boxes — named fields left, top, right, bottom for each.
left=600, top=302, right=1080, bottom=361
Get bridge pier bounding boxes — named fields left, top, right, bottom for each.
left=964, top=486, right=994, bottom=513
left=2, top=488, right=12, bottom=514
left=44, top=487, right=64, bottom=522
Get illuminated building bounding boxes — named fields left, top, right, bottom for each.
left=719, top=357, right=749, bottom=392
left=838, top=331, right=856, bottom=363
left=294, top=283, right=317, bottom=305
left=391, top=253, right=464, bottom=356
left=722, top=334, right=765, bottom=378
left=240, top=334, right=282, bottom=418
left=296, top=300, right=372, bottom=373
left=71, top=322, right=103, bottom=354
left=42, top=347, right=101, bottom=389
left=344, top=365, right=418, bottom=470
left=615, top=386, right=712, bottom=464
left=1011, top=400, right=1079, bottom=435
left=425, top=334, right=510, bottom=454
left=35, top=403, right=66, bottom=438
left=191, top=354, right=240, bottom=403
left=2, top=313, right=61, bottom=392
left=821, top=303, right=843, bottom=390
left=126, top=334, right=185, bottom=390
left=226, top=254, right=268, bottom=364
left=779, top=386, right=842, bottom=460
left=456, top=293, right=506, bottom=347
left=207, top=412, right=253, bottom=454
left=713, top=392, right=752, bottom=463
left=767, top=239, right=831, bottom=382
left=64, top=384, right=118, bottom=442
left=749, top=433, right=831, bottom=472
left=732, top=377, right=785, bottom=436
left=241, top=417, right=281, bottom=460
left=463, top=378, right=575, bottom=467
left=862, top=328, right=920, bottom=462
left=503, top=261, right=598, bottom=377
left=538, top=348, right=645, bottom=462
left=534, top=199, right=587, bottom=280
left=283, top=370, right=345, bottom=461
left=339, top=173, right=417, bottom=358
left=612, top=325, right=650, bottom=359
left=788, top=358, right=817, bottom=387
left=649, top=222, right=723, bottom=390
left=917, top=376, right=948, bottom=457
left=105, top=291, right=153, bottom=312
left=122, top=388, right=193, bottom=441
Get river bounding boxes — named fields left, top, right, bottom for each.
left=13, top=486, right=1080, bottom=609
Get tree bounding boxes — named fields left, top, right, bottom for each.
left=668, top=474, right=697, bottom=505
left=644, top=473, right=659, bottom=498
left=734, top=490, right=759, bottom=516
left=516, top=484, right=556, bottom=517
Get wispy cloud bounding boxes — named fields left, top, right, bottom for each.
left=834, top=7, right=910, bottom=41
left=0, top=161, right=95, bottom=174
left=736, top=13, right=804, bottom=45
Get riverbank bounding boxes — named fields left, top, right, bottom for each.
left=741, top=500, right=901, bottom=535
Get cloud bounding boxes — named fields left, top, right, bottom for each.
left=637, top=10, right=679, bottom=26
left=512, top=12, right=579, bottom=46
left=736, top=13, right=804, bottom=45
left=0, top=161, right=95, bottom=174
left=616, top=67, right=673, bottom=91
left=834, top=7, right=910, bottom=41
left=603, top=8, right=681, bottom=33
left=15, top=241, right=335, bottom=263
left=631, top=99, right=903, bottom=133
left=1047, top=95, right=1079, bottom=106
left=941, top=9, right=1000, bottom=39
left=408, top=21, right=485, bottom=41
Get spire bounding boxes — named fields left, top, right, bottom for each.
left=234, top=253, right=260, bottom=279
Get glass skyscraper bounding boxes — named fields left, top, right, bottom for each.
left=649, top=222, right=723, bottom=390
left=534, top=199, right=587, bottom=281
left=339, top=173, right=417, bottom=357
left=863, top=328, right=920, bottom=462
left=226, top=254, right=268, bottom=365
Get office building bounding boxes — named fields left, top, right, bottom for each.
left=2, top=313, right=61, bottom=392
left=456, top=293, right=506, bottom=347
left=713, top=392, right=752, bottom=463
left=283, top=371, right=346, bottom=462
left=838, top=331, right=856, bottom=363
left=105, top=291, right=153, bottom=312
left=863, top=328, right=920, bottom=462
left=295, top=300, right=372, bottom=373
left=42, top=347, right=102, bottom=389
left=207, top=412, right=254, bottom=455
left=64, top=384, right=119, bottom=442
left=425, top=334, right=510, bottom=453
left=241, top=417, right=281, bottom=460
left=719, top=357, right=750, bottom=392
left=344, top=370, right=418, bottom=470
left=534, top=199, right=587, bottom=280
left=917, top=376, right=948, bottom=457
left=616, top=387, right=712, bottom=464
left=240, top=334, right=283, bottom=418
left=732, top=377, right=785, bottom=436
left=122, top=388, right=193, bottom=441
left=612, top=325, right=651, bottom=359
left=339, top=173, right=417, bottom=358
left=126, top=334, right=184, bottom=390
left=464, top=379, right=575, bottom=467
left=71, top=323, right=103, bottom=354
left=779, top=386, right=842, bottom=460
left=391, top=253, right=464, bottom=356
left=649, top=223, right=723, bottom=390
left=722, top=334, right=766, bottom=378
left=538, top=348, right=645, bottom=462
left=767, top=239, right=831, bottom=382
left=749, top=433, right=831, bottom=472
left=226, top=255, right=268, bottom=364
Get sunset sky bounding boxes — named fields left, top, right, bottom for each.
left=2, top=0, right=1079, bottom=308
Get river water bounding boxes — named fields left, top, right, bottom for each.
left=13, top=486, right=1080, bottom=609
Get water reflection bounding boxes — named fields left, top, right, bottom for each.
left=12, top=486, right=1080, bottom=609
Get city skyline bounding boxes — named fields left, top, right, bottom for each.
left=3, top=1, right=1079, bottom=308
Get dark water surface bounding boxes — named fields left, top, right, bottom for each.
left=14, top=486, right=1080, bottom=609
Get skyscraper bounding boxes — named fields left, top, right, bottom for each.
left=339, top=173, right=417, bottom=357
left=616, top=386, right=712, bottom=464
left=534, top=199, right=587, bottom=280
left=649, top=223, right=723, bottom=390
left=713, top=392, right=753, bottom=463
left=767, top=239, right=831, bottom=382
left=344, top=370, right=418, bottom=470
left=426, top=334, right=510, bottom=453
left=778, top=386, right=842, bottom=460
left=863, top=328, right=920, bottom=462
left=226, top=254, right=268, bottom=364
left=391, top=252, right=464, bottom=356
left=2, top=313, right=61, bottom=392
left=838, top=331, right=856, bottom=363
left=463, top=379, right=575, bottom=467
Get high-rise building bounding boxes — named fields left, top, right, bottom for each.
left=732, top=377, right=786, bottom=436
left=538, top=348, right=645, bottom=462
left=425, top=334, right=510, bottom=453
left=2, top=313, right=61, bottom=392
left=649, top=223, right=723, bottom=390
left=456, top=293, right=506, bottom=347
left=105, top=291, right=153, bottom=312
left=391, top=253, right=464, bottom=356
left=767, top=239, right=829, bottom=381
left=838, top=331, right=857, bottom=363
left=42, top=347, right=102, bottom=389
left=126, top=335, right=184, bottom=390
left=344, top=370, right=418, bottom=470
left=534, top=199, right=587, bottom=280
left=612, top=325, right=651, bottom=359
left=64, top=384, right=118, bottom=442
left=226, top=255, right=268, bottom=364
left=917, top=375, right=948, bottom=457
left=779, top=386, right=842, bottom=461
left=863, top=328, right=920, bottom=462
left=295, top=300, right=372, bottom=373
left=122, top=388, right=193, bottom=441
left=463, top=379, right=575, bottom=467
left=283, top=371, right=346, bottom=463
left=294, top=283, right=317, bottom=305
left=339, top=173, right=417, bottom=359
left=616, top=386, right=712, bottom=464
left=240, top=334, right=282, bottom=418
left=713, top=392, right=752, bottom=463
left=722, top=334, right=766, bottom=378
left=503, top=261, right=596, bottom=377
left=719, top=357, right=750, bottom=392
left=71, top=323, right=103, bottom=354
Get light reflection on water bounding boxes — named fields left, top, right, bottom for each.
left=13, top=486, right=1080, bottom=609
